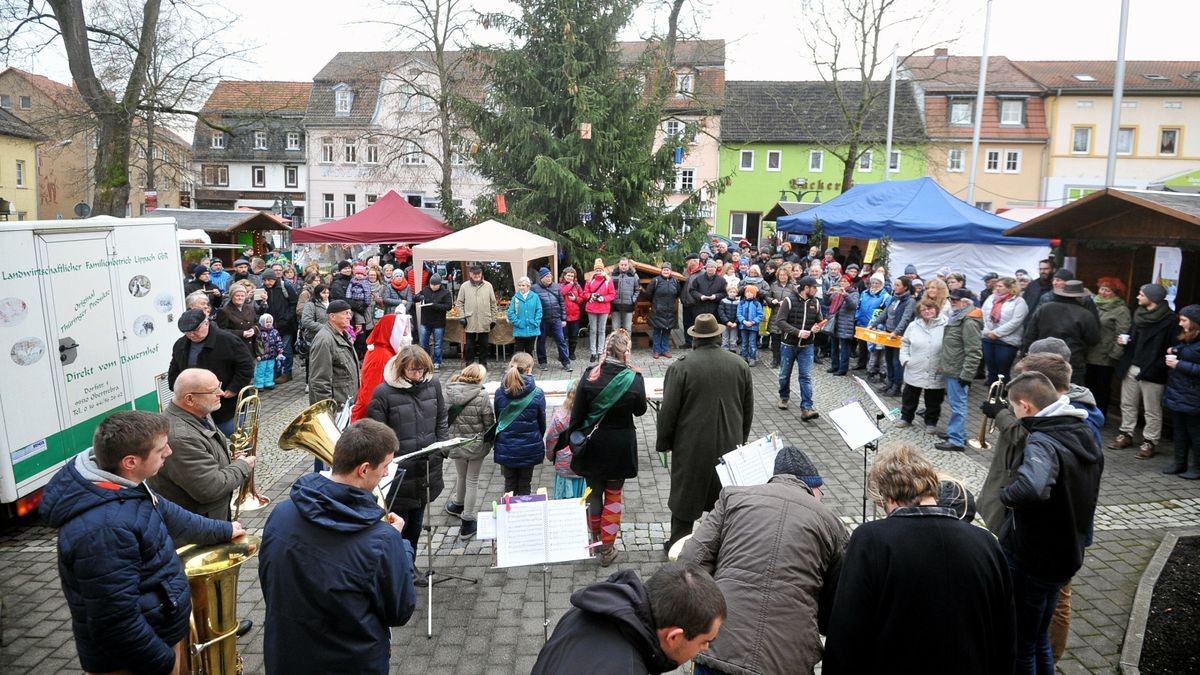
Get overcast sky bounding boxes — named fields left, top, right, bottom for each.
left=17, top=0, right=1200, bottom=86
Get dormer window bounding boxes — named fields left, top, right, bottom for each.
left=675, top=70, right=694, bottom=96
left=949, top=100, right=973, bottom=125
left=1143, top=74, right=1169, bottom=81
left=1073, top=74, right=1095, bottom=82
left=334, top=85, right=353, bottom=116
left=211, top=131, right=225, bottom=149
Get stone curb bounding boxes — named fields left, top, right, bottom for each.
left=1119, top=527, right=1200, bottom=674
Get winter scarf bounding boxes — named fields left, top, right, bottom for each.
left=1135, top=302, right=1172, bottom=328
left=989, top=290, right=1012, bottom=325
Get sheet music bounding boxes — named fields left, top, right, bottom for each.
left=494, top=498, right=590, bottom=567
left=544, top=500, right=591, bottom=564
left=476, top=512, right=496, bottom=540
left=853, top=375, right=898, bottom=420
left=716, top=435, right=783, bottom=487
left=828, top=402, right=884, bottom=449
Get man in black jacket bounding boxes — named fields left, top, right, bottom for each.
left=168, top=310, right=255, bottom=437
left=689, top=260, right=726, bottom=321
left=329, top=259, right=354, bottom=300
left=532, top=563, right=725, bottom=675
left=262, top=270, right=297, bottom=383
left=532, top=266, right=571, bottom=371
left=1022, top=280, right=1100, bottom=385
left=414, top=274, right=453, bottom=370
left=1111, top=283, right=1177, bottom=459
left=775, top=275, right=822, bottom=420
left=1021, top=258, right=1056, bottom=320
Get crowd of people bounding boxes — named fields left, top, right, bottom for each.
left=38, top=233, right=1200, bottom=675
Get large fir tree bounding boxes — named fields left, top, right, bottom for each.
left=466, top=0, right=699, bottom=265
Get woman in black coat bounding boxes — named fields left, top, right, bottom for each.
left=569, top=329, right=647, bottom=566
left=366, top=345, right=449, bottom=563
left=644, top=263, right=681, bottom=358
left=1163, top=305, right=1200, bottom=478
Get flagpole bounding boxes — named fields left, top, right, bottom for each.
left=966, top=0, right=993, bottom=206
left=884, top=42, right=898, bottom=182
left=1105, top=0, right=1130, bottom=188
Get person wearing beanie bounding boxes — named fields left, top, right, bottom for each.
left=1164, top=304, right=1200, bottom=478
left=903, top=264, right=919, bottom=278
left=1111, top=283, right=1178, bottom=459
left=823, top=445, right=1015, bottom=673
left=413, top=273, right=452, bottom=370
left=167, top=308, right=255, bottom=437
left=678, top=444, right=848, bottom=675
left=610, top=257, right=641, bottom=342
left=1022, top=279, right=1100, bottom=387
left=330, top=259, right=354, bottom=301
left=184, top=264, right=223, bottom=306
left=583, top=260, right=616, bottom=363
left=532, top=266, right=571, bottom=371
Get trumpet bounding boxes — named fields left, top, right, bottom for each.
left=968, top=375, right=1006, bottom=450
left=230, top=385, right=269, bottom=520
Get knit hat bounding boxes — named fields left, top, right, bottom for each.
left=261, top=270, right=277, bottom=281
left=948, top=288, right=974, bottom=302
left=846, top=263, right=860, bottom=273
left=773, top=446, right=823, bottom=489
left=1053, top=268, right=1075, bottom=281
left=192, top=265, right=209, bottom=276
left=982, top=272, right=999, bottom=282
left=1179, top=304, right=1200, bottom=324
left=337, top=260, right=353, bottom=271
left=538, top=267, right=552, bottom=279
left=353, top=264, right=367, bottom=274
left=1140, top=283, right=1167, bottom=304
left=904, top=264, right=918, bottom=275
left=234, top=258, right=250, bottom=267
left=429, top=274, right=443, bottom=285
left=593, top=258, right=605, bottom=271
left=327, top=299, right=352, bottom=314
left=177, top=309, right=207, bottom=332
left=870, top=272, right=885, bottom=284
left=824, top=248, right=834, bottom=256
left=1028, top=337, right=1072, bottom=362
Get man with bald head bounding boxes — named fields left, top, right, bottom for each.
left=148, top=368, right=254, bottom=520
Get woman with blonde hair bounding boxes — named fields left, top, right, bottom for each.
left=568, top=329, right=647, bottom=566
left=492, top=352, right=547, bottom=496
left=444, top=363, right=496, bottom=538
left=981, top=276, right=1029, bottom=385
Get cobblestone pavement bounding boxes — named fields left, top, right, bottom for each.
left=2, top=345, right=1198, bottom=674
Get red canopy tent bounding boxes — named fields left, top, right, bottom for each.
left=290, top=190, right=452, bottom=244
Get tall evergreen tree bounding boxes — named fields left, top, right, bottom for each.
left=466, top=0, right=698, bottom=264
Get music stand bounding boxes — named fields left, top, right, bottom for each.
left=394, top=439, right=478, bottom=639
left=827, top=401, right=885, bottom=522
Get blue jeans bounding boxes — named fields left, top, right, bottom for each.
left=694, top=664, right=729, bottom=675
left=651, top=327, right=671, bottom=355
left=215, top=415, right=235, bottom=438
left=982, top=338, right=1018, bottom=385
left=275, top=334, right=294, bottom=376
left=739, top=328, right=758, bottom=360
left=419, top=325, right=445, bottom=365
left=1009, top=555, right=1064, bottom=675
left=536, top=319, right=570, bottom=366
left=778, top=343, right=814, bottom=409
left=885, top=346, right=904, bottom=388
left=831, top=336, right=852, bottom=373
left=945, top=376, right=969, bottom=445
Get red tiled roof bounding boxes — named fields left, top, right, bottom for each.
left=923, top=96, right=1048, bottom=141
left=616, top=40, right=725, bottom=67
left=0, top=67, right=86, bottom=110
left=1012, top=60, right=1200, bottom=92
left=201, top=81, right=312, bottom=114
left=903, top=54, right=1043, bottom=92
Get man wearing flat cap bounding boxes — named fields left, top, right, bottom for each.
left=167, top=309, right=255, bottom=437
left=308, top=299, right=360, bottom=409
left=680, top=445, right=848, bottom=674
left=455, top=263, right=499, bottom=368
left=1022, top=279, right=1100, bottom=386
left=657, top=313, right=753, bottom=552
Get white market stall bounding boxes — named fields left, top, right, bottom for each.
left=410, top=219, right=558, bottom=292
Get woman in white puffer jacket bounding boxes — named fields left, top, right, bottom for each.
left=898, top=298, right=949, bottom=433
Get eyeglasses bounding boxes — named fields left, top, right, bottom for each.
left=184, top=383, right=223, bottom=397
left=404, top=366, right=428, bottom=375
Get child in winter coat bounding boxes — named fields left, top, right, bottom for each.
left=444, top=364, right=496, bottom=539
left=255, top=314, right=283, bottom=389
left=718, top=284, right=741, bottom=352
left=544, top=381, right=586, bottom=499
left=346, top=264, right=374, bottom=333
left=738, top=285, right=764, bottom=365
left=493, top=352, right=547, bottom=496
left=507, top=275, right=543, bottom=356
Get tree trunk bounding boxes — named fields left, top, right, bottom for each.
left=841, top=137, right=858, bottom=193
left=94, top=115, right=134, bottom=217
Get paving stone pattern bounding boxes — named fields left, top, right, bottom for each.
left=2, top=350, right=1198, bottom=674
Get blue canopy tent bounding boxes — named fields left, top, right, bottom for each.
left=776, top=177, right=1050, bottom=291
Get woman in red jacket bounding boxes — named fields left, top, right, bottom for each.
left=560, top=267, right=585, bottom=362
left=350, top=313, right=403, bottom=422
left=583, top=259, right=616, bottom=364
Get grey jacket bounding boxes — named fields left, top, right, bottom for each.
left=900, top=315, right=948, bottom=390
left=611, top=269, right=641, bottom=312
left=681, top=475, right=849, bottom=675
left=445, top=380, right=495, bottom=461
left=147, top=402, right=250, bottom=521
left=308, top=324, right=360, bottom=405
left=300, top=300, right=328, bottom=341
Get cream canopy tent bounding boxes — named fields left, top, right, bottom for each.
left=411, top=219, right=558, bottom=291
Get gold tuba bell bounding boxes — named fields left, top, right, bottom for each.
left=968, top=375, right=1007, bottom=450
left=178, top=535, right=260, bottom=675
left=278, top=399, right=389, bottom=516
left=230, top=386, right=269, bottom=519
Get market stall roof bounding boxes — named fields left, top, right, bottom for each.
left=290, top=190, right=451, bottom=244
left=411, top=219, right=557, bottom=291
left=1002, top=188, right=1200, bottom=247
left=142, top=208, right=289, bottom=232
left=776, top=177, right=1049, bottom=245
left=764, top=201, right=820, bottom=222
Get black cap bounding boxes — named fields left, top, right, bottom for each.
left=982, top=272, right=999, bottom=281
left=948, top=288, right=975, bottom=301
left=327, top=299, right=352, bottom=314
left=468, top=263, right=483, bottom=273
left=177, top=309, right=207, bottom=332
left=1053, top=268, right=1075, bottom=281
left=797, top=275, right=818, bottom=287
left=773, top=446, right=823, bottom=488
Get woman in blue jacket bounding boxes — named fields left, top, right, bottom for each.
left=494, top=351, right=547, bottom=495
left=1163, top=304, right=1200, bottom=479
left=507, top=275, right=543, bottom=356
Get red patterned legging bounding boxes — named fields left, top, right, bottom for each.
left=585, top=478, right=624, bottom=547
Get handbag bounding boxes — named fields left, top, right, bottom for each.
left=568, top=367, right=636, bottom=464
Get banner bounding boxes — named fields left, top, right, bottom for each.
left=1152, top=247, right=1181, bottom=310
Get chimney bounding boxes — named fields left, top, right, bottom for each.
left=934, top=48, right=949, bottom=59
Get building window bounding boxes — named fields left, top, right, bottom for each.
left=424, top=198, right=441, bottom=210
left=664, top=120, right=683, bottom=137
left=323, top=193, right=335, bottom=219
left=211, top=131, right=225, bottom=149
left=974, top=201, right=993, bottom=212
left=858, top=150, right=873, bottom=172
left=15, top=160, right=25, bottom=187
left=1066, top=187, right=1100, bottom=203
left=254, top=131, right=267, bottom=150
left=366, top=142, right=379, bottom=164
left=366, top=193, right=378, bottom=206
left=739, top=149, right=754, bottom=170
left=344, top=140, right=357, bottom=163
left=808, top=150, right=823, bottom=172
left=675, top=71, right=694, bottom=96
left=1117, top=127, right=1135, bottom=155
left=675, top=168, right=695, bottom=193
left=344, top=194, right=357, bottom=216
left=202, top=165, right=228, bottom=186
left=999, top=99, right=1024, bottom=126
left=405, top=194, right=423, bottom=207
left=1160, top=128, right=1180, bottom=155
left=417, top=95, right=434, bottom=113
left=1164, top=101, right=1183, bottom=109
left=284, top=165, right=298, bottom=188
left=1004, top=150, right=1021, bottom=173
left=137, top=172, right=146, bottom=189
left=322, top=139, right=335, bottom=163
left=402, top=140, right=425, bottom=165
left=949, top=100, right=972, bottom=125
left=18, top=95, right=31, bottom=110
left=888, top=150, right=901, bottom=172
left=287, top=132, right=301, bottom=150
left=947, top=148, right=964, bottom=172
left=985, top=150, right=1001, bottom=173
left=335, top=89, right=352, bottom=115
left=1122, top=101, right=1138, bottom=109
left=729, top=212, right=747, bottom=239
left=451, top=138, right=470, bottom=166
left=0, top=94, right=9, bottom=108
left=767, top=150, right=782, bottom=171
left=1071, top=127, right=1092, bottom=154
left=252, top=165, right=266, bottom=187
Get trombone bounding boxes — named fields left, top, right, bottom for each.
left=968, top=375, right=1006, bottom=450
left=230, top=385, right=269, bottom=519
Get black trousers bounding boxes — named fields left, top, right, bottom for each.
left=900, top=384, right=946, bottom=425
left=502, top=466, right=534, bottom=496
left=465, top=331, right=490, bottom=366
left=514, top=336, right=537, bottom=355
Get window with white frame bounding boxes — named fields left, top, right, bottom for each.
left=366, top=193, right=378, bottom=206
left=402, top=140, right=425, bottom=164
left=985, top=150, right=1001, bottom=172
left=947, top=148, right=964, bottom=172
left=251, top=165, right=266, bottom=187
left=211, top=131, right=225, bottom=149
left=664, top=120, right=683, bottom=137
left=15, top=160, right=25, bottom=187
left=675, top=168, right=695, bottom=193
left=287, top=132, right=301, bottom=150
left=729, top=212, right=747, bottom=239
left=858, top=150, right=873, bottom=172
left=418, top=95, right=434, bottom=113
left=975, top=201, right=993, bottom=212
left=739, top=149, right=754, bottom=170
left=808, top=150, right=824, bottom=172
left=1004, top=150, right=1021, bottom=173
left=888, top=150, right=901, bottom=172
left=322, top=139, right=335, bottom=163
left=1164, top=101, right=1183, bottom=109
left=767, top=150, right=782, bottom=171
left=19, top=95, right=31, bottom=109
left=137, top=172, right=146, bottom=189
left=284, top=165, right=298, bottom=188
left=202, top=165, right=228, bottom=186
left=254, top=131, right=267, bottom=150
left=949, top=100, right=972, bottom=125
left=1117, top=127, right=1134, bottom=155
left=366, top=142, right=379, bottom=164
left=323, top=193, right=335, bottom=219
left=424, top=198, right=441, bottom=210
left=335, top=89, right=352, bottom=115
left=405, top=194, right=423, bottom=207
left=344, top=140, right=357, bottom=163
left=451, top=138, right=470, bottom=165
left=1071, top=127, right=1092, bottom=153
left=999, top=99, right=1024, bottom=126
left=344, top=194, right=357, bottom=216
left=0, top=94, right=9, bottom=108
left=675, top=71, right=694, bottom=96
left=1160, top=128, right=1180, bottom=155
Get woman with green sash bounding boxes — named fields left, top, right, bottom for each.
left=569, top=330, right=648, bottom=566
left=492, top=352, right=547, bottom=496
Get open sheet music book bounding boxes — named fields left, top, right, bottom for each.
left=495, top=498, right=591, bottom=568
left=715, top=434, right=785, bottom=487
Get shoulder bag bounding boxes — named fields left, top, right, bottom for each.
left=568, top=367, right=636, bottom=463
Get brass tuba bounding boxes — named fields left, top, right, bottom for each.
left=278, top=399, right=389, bottom=516
left=178, top=535, right=260, bottom=675
left=968, top=375, right=1007, bottom=450
left=230, top=386, right=269, bottom=519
